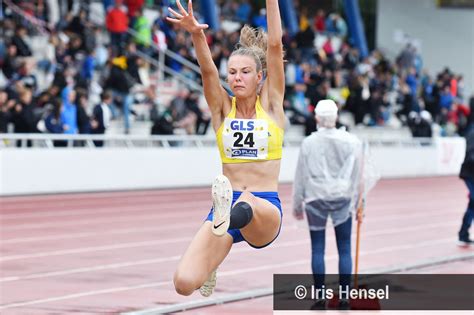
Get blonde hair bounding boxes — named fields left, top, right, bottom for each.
left=230, top=25, right=268, bottom=74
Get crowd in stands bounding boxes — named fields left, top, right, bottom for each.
left=0, top=0, right=472, bottom=146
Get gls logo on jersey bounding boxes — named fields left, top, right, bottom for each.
left=230, top=120, right=254, bottom=131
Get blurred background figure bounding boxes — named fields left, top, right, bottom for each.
left=458, top=127, right=474, bottom=246
left=91, top=90, right=113, bottom=147
left=293, top=100, right=364, bottom=310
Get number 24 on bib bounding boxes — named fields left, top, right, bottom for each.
left=222, top=118, right=269, bottom=160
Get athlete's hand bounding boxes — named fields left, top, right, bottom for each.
left=166, top=0, right=209, bottom=34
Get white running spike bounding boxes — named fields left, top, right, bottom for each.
left=211, top=175, right=232, bottom=236
left=199, top=269, right=217, bottom=297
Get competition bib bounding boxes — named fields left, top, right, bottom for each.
left=222, top=118, right=269, bottom=160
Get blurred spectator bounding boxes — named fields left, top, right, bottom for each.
left=397, top=43, right=416, bottom=71
left=0, top=0, right=470, bottom=140
left=106, top=1, right=129, bottom=55
left=91, top=90, right=113, bottom=147
left=103, top=0, right=114, bottom=11
left=133, top=8, right=152, bottom=53
left=152, top=22, right=167, bottom=52
left=2, top=43, right=19, bottom=80
left=60, top=86, right=78, bottom=135
left=80, top=49, right=96, bottom=89
left=407, top=110, right=432, bottom=138
left=186, top=90, right=210, bottom=135
left=104, top=56, right=135, bottom=134
left=0, top=90, right=14, bottom=133
left=151, top=106, right=177, bottom=135
left=330, top=13, right=348, bottom=37
left=44, top=97, right=67, bottom=147
left=295, top=25, right=315, bottom=63
left=11, top=87, right=37, bottom=147
left=11, top=26, right=32, bottom=57
left=236, top=0, right=252, bottom=24
left=252, top=8, right=267, bottom=30
left=76, top=89, right=92, bottom=135
left=447, top=100, right=470, bottom=136
left=125, top=0, right=145, bottom=25
left=313, top=9, right=326, bottom=32
left=346, top=74, right=370, bottom=125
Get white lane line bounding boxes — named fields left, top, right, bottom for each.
left=0, top=256, right=181, bottom=282
left=0, top=237, right=189, bottom=262
left=0, top=207, right=457, bottom=245
left=1, top=200, right=456, bottom=234
left=0, top=223, right=197, bottom=245
left=0, top=188, right=207, bottom=205
left=0, top=237, right=464, bottom=310
left=0, top=208, right=207, bottom=231
left=0, top=220, right=460, bottom=281
left=1, top=186, right=460, bottom=219
left=0, top=240, right=306, bottom=283
left=0, top=198, right=209, bottom=220
left=0, top=215, right=459, bottom=262
left=0, top=281, right=173, bottom=310
left=124, top=253, right=474, bottom=315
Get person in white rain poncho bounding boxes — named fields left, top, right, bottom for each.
left=292, top=99, right=378, bottom=310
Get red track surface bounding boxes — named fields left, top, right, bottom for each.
left=1, top=176, right=473, bottom=314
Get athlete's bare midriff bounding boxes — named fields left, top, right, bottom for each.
left=222, top=159, right=281, bottom=192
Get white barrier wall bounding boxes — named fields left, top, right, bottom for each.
left=0, top=138, right=466, bottom=196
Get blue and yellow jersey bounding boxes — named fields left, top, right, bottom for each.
left=216, top=97, right=284, bottom=164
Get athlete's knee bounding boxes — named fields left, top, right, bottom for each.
left=229, top=201, right=253, bottom=229
left=174, top=271, right=197, bottom=296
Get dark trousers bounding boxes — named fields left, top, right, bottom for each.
left=310, top=216, right=352, bottom=289
left=459, top=179, right=474, bottom=239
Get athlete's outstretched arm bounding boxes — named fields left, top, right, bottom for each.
left=166, top=0, right=227, bottom=116
left=263, top=0, right=285, bottom=111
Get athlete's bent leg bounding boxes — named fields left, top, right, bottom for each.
left=174, top=222, right=233, bottom=295
left=235, top=191, right=281, bottom=247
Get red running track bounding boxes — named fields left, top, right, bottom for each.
left=0, top=176, right=473, bottom=315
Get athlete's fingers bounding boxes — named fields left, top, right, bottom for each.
left=166, top=17, right=180, bottom=24
left=176, top=0, right=189, bottom=16
left=188, top=0, right=193, bottom=15
left=168, top=7, right=183, bottom=19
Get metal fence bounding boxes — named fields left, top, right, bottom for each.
left=0, top=133, right=435, bottom=149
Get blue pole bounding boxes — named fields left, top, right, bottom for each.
left=343, top=0, right=369, bottom=58
left=278, top=0, right=299, bottom=36
left=199, top=0, right=220, bottom=31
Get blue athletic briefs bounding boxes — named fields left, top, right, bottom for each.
left=205, top=191, right=283, bottom=248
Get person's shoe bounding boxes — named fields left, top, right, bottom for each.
left=338, top=299, right=351, bottom=310
left=458, top=237, right=474, bottom=246
left=310, top=299, right=327, bottom=310
left=211, top=175, right=232, bottom=236
left=199, top=269, right=217, bottom=297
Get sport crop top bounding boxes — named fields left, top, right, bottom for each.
left=216, top=97, right=284, bottom=164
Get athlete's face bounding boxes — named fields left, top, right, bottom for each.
left=227, top=55, right=262, bottom=98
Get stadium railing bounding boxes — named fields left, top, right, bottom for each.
left=0, top=133, right=435, bottom=149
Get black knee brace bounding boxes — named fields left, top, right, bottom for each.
left=229, top=201, right=253, bottom=230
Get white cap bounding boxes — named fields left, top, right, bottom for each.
left=315, top=99, right=338, bottom=117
